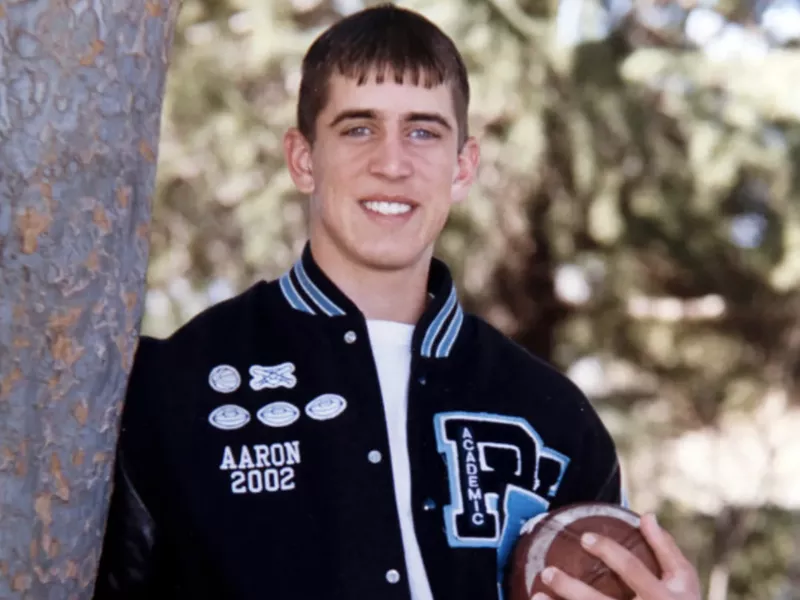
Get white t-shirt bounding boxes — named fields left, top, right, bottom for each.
left=366, top=320, right=434, bottom=600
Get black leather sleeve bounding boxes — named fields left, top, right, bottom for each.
left=543, top=383, right=625, bottom=508
left=93, top=337, right=164, bottom=600
left=92, top=450, right=159, bottom=599
left=593, top=454, right=624, bottom=505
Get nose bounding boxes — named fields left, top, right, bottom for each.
left=368, top=134, right=413, bottom=180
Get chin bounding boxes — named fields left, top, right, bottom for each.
left=351, top=241, right=429, bottom=272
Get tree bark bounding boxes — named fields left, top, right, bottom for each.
left=0, top=1, right=180, bottom=598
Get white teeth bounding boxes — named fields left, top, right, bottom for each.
left=363, top=201, right=413, bottom=216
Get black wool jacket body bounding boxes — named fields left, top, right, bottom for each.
left=94, top=244, right=623, bottom=600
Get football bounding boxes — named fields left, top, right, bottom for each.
left=509, top=502, right=662, bottom=600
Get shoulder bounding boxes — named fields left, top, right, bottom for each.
left=134, top=279, right=278, bottom=357
left=464, top=314, right=623, bottom=503
left=125, top=280, right=279, bottom=400
left=463, top=313, right=616, bottom=457
left=166, top=280, right=272, bottom=345
left=466, top=314, right=593, bottom=413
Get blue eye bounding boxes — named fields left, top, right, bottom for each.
left=410, top=129, right=440, bottom=140
left=344, top=126, right=371, bottom=137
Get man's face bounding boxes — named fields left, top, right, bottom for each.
left=284, top=71, right=480, bottom=272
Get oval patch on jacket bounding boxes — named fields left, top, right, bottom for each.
left=257, top=401, right=300, bottom=427
left=305, top=394, right=347, bottom=421
left=209, top=404, right=251, bottom=430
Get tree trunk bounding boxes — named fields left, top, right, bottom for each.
left=0, top=1, right=180, bottom=598
left=706, top=563, right=730, bottom=600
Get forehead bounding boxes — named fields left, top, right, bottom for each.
left=322, top=72, right=456, bottom=120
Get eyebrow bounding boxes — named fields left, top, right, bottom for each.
left=328, top=109, right=453, bottom=131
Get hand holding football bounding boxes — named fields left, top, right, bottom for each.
left=509, top=502, right=662, bottom=600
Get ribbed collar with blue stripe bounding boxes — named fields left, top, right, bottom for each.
left=279, top=244, right=466, bottom=360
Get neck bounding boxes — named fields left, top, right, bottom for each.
left=308, top=241, right=430, bottom=324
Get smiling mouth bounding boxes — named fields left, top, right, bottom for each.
left=360, top=196, right=417, bottom=216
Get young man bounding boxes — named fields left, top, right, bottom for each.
left=94, top=5, right=700, bottom=600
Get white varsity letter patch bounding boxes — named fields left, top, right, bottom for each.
left=434, top=411, right=572, bottom=599
left=305, top=394, right=347, bottom=421
left=209, top=404, right=251, bottom=430
left=257, top=401, right=301, bottom=427
left=249, top=362, right=297, bottom=391
left=208, top=364, right=241, bottom=393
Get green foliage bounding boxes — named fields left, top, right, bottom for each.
left=145, top=0, right=799, bottom=596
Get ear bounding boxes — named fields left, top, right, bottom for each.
left=451, top=136, right=480, bottom=204
left=283, top=128, right=315, bottom=195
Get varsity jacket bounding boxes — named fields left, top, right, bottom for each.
left=93, top=243, right=623, bottom=600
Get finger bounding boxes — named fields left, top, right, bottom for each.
left=539, top=566, right=613, bottom=600
left=639, top=513, right=686, bottom=574
left=652, top=531, right=701, bottom=596
left=580, top=533, right=669, bottom=600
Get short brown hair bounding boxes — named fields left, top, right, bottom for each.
left=297, top=4, right=470, bottom=148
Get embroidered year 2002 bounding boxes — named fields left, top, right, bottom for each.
left=219, top=441, right=301, bottom=494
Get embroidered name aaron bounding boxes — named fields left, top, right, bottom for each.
left=219, top=441, right=301, bottom=494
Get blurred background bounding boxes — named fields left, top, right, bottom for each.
left=142, top=0, right=800, bottom=597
